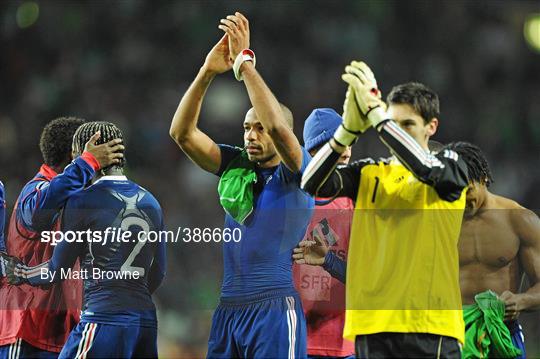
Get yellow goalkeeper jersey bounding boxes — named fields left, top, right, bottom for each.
left=343, top=158, right=466, bottom=343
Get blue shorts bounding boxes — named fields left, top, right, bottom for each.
left=0, top=340, right=58, bottom=359
left=507, top=320, right=526, bottom=359
left=207, top=289, right=307, bottom=358
left=58, top=321, right=157, bottom=359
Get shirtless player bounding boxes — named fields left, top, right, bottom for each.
left=451, top=141, right=540, bottom=357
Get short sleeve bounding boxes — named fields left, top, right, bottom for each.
left=215, top=144, right=243, bottom=177
left=278, top=146, right=312, bottom=184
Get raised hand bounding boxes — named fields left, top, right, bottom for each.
left=342, top=86, right=371, bottom=134
left=341, top=61, right=386, bottom=128
left=83, top=131, right=124, bottom=169
left=203, top=34, right=233, bottom=75
left=218, top=12, right=250, bottom=60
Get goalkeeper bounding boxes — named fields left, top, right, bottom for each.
left=302, top=62, right=469, bottom=358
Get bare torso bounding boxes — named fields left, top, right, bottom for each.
left=459, top=194, right=523, bottom=304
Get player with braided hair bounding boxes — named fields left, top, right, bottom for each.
left=4, top=121, right=166, bottom=358
left=449, top=141, right=540, bottom=358
left=0, top=117, right=123, bottom=358
left=444, top=141, right=493, bottom=190
left=72, top=121, right=126, bottom=170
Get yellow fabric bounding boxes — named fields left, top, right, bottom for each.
left=344, top=159, right=466, bottom=344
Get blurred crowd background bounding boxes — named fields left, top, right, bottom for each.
left=1, top=0, right=539, bottom=357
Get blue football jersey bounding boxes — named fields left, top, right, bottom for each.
left=22, top=175, right=166, bottom=327
left=216, top=145, right=315, bottom=298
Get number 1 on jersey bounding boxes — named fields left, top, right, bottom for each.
left=371, top=176, right=380, bottom=203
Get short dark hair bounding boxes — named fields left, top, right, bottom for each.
left=444, top=141, right=493, bottom=186
left=387, top=82, right=440, bottom=124
left=73, top=121, right=125, bottom=169
left=40, top=117, right=85, bottom=167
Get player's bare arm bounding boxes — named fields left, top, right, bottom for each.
left=219, top=12, right=304, bottom=172
left=169, top=34, right=233, bottom=174
left=500, top=207, right=540, bottom=320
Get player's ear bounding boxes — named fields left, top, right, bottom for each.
left=426, top=118, right=438, bottom=137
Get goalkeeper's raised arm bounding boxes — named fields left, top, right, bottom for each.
left=302, top=61, right=468, bottom=202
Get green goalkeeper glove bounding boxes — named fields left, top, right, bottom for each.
left=341, top=61, right=387, bottom=128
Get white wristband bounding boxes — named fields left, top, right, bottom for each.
left=367, top=106, right=387, bottom=128
left=333, top=124, right=358, bottom=147
left=233, top=49, right=256, bottom=81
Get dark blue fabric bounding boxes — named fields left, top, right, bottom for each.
left=216, top=145, right=315, bottom=298
left=322, top=251, right=347, bottom=284
left=26, top=177, right=165, bottom=328
left=17, top=158, right=96, bottom=233
left=0, top=340, right=59, bottom=358
left=507, top=320, right=526, bottom=359
left=207, top=292, right=307, bottom=359
left=59, top=322, right=157, bottom=358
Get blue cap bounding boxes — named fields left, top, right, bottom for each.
left=303, top=108, right=343, bottom=152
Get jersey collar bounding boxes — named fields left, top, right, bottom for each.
left=94, top=175, right=128, bottom=184
left=38, top=164, right=58, bottom=181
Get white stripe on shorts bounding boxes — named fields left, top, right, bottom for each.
left=75, top=323, right=90, bottom=358
left=77, top=323, right=97, bottom=359
left=9, top=338, right=21, bottom=359
left=286, top=296, right=297, bottom=359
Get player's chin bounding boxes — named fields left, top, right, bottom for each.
left=250, top=152, right=277, bottom=165
left=246, top=152, right=260, bottom=162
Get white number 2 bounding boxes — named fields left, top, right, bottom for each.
left=120, top=216, right=150, bottom=276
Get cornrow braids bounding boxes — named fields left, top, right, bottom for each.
left=73, top=121, right=125, bottom=169
left=40, top=117, right=85, bottom=167
left=445, top=141, right=493, bottom=187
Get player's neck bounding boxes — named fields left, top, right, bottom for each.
left=50, top=165, right=64, bottom=174
left=92, top=168, right=124, bottom=183
left=479, top=190, right=494, bottom=209
left=51, top=159, right=71, bottom=174
left=257, top=155, right=280, bottom=169
left=473, top=189, right=493, bottom=214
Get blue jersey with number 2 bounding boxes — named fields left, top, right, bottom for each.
left=24, top=176, right=166, bottom=327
